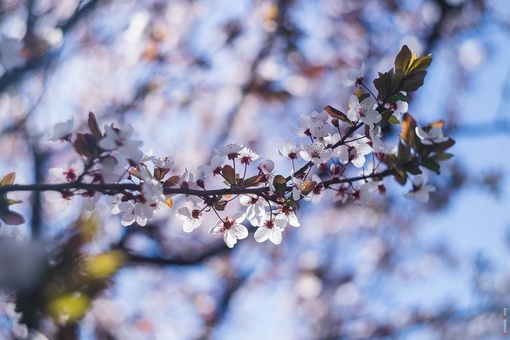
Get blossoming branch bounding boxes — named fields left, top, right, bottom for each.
left=0, top=45, right=455, bottom=248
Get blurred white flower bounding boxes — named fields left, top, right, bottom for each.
left=99, top=124, right=143, bottom=163
left=197, top=154, right=224, bottom=178
left=415, top=126, right=449, bottom=145
left=48, top=118, right=74, bottom=142
left=111, top=201, right=154, bottom=226
left=404, top=175, right=435, bottom=202
left=341, top=62, right=365, bottom=87
left=176, top=201, right=203, bottom=232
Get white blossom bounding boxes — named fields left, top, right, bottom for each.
left=197, top=154, right=224, bottom=178
left=254, top=215, right=287, bottom=245
left=278, top=139, right=300, bottom=160
left=208, top=213, right=248, bottom=248
left=341, top=62, right=365, bottom=87
left=48, top=118, right=74, bottom=142
left=238, top=147, right=260, bottom=165
left=111, top=201, right=154, bottom=226
left=141, top=178, right=165, bottom=204
left=370, top=126, right=397, bottom=155
left=415, top=126, right=449, bottom=145
left=215, top=142, right=244, bottom=158
left=338, top=136, right=373, bottom=168
left=99, top=124, right=144, bottom=163
left=82, top=192, right=101, bottom=211
left=176, top=201, right=203, bottom=232
left=49, top=159, right=84, bottom=183
left=347, top=96, right=381, bottom=126
left=354, top=182, right=377, bottom=206
left=277, top=206, right=300, bottom=227
left=239, top=195, right=268, bottom=226
left=404, top=175, right=436, bottom=202
left=299, top=142, right=333, bottom=164
left=152, top=156, right=174, bottom=169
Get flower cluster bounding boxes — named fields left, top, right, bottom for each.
left=0, top=46, right=455, bottom=248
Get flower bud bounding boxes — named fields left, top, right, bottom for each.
left=258, top=160, right=275, bottom=174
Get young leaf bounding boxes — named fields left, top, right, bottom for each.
left=273, top=175, right=288, bottom=199
left=88, top=112, right=102, bottom=140
left=1, top=172, right=15, bottom=186
left=164, top=175, right=180, bottom=187
left=429, top=120, right=445, bottom=129
left=299, top=181, right=316, bottom=196
left=394, top=45, right=412, bottom=72
left=240, top=175, right=263, bottom=187
left=409, top=54, right=432, bottom=74
left=0, top=210, right=25, bottom=225
left=400, top=113, right=418, bottom=150
left=221, top=165, right=237, bottom=185
left=388, top=115, right=401, bottom=125
left=430, top=153, right=454, bottom=162
left=74, top=133, right=95, bottom=158
left=324, top=105, right=349, bottom=123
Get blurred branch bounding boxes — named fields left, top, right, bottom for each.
left=215, top=0, right=297, bottom=145
left=124, top=242, right=229, bottom=267
left=0, top=0, right=101, bottom=93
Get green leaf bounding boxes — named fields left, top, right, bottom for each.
left=272, top=175, right=287, bottom=199
left=401, top=71, right=427, bottom=92
left=1, top=172, right=15, bottom=186
left=421, top=158, right=441, bottom=174
left=373, top=71, right=392, bottom=101
left=402, top=161, right=422, bottom=175
left=397, top=141, right=412, bottom=163
left=428, top=138, right=455, bottom=153
left=430, top=152, right=454, bottom=162
left=409, top=54, right=432, bottom=74
left=0, top=199, right=22, bottom=206
left=388, top=115, right=401, bottom=125
left=392, top=167, right=408, bottom=185
left=390, top=68, right=404, bottom=94
left=387, top=92, right=410, bottom=103
left=285, top=199, right=300, bottom=212
left=377, top=153, right=398, bottom=168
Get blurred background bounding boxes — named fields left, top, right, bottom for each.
left=0, top=0, right=509, bottom=339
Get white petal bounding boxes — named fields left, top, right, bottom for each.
left=254, top=227, right=269, bottom=243
left=268, top=229, right=282, bottom=245
left=224, top=232, right=237, bottom=248
left=232, top=225, right=248, bottom=239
